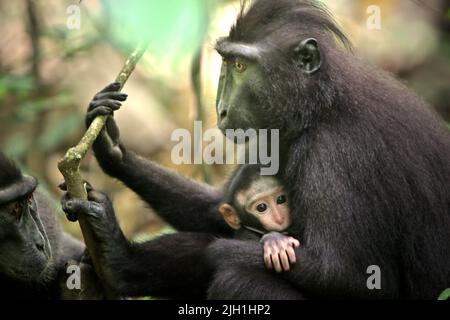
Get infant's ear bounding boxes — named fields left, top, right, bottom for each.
left=218, top=203, right=241, bottom=230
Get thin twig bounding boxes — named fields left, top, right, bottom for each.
left=58, top=44, right=147, bottom=298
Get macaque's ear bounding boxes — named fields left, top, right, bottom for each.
left=294, top=38, right=321, bottom=74
left=218, top=203, right=241, bottom=230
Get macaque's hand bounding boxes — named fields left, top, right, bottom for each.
left=86, top=82, right=128, bottom=163
left=260, top=232, right=300, bottom=272
left=59, top=180, right=114, bottom=223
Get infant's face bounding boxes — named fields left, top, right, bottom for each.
left=237, top=177, right=291, bottom=232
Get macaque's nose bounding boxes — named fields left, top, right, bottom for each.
left=219, top=109, right=228, bottom=120
left=272, top=208, right=285, bottom=225
left=217, top=102, right=228, bottom=121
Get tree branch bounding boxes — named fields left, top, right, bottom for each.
left=58, top=44, right=147, bottom=298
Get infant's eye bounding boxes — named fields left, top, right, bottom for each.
left=256, top=203, right=268, bottom=213
left=276, top=195, right=286, bottom=204
left=27, top=194, right=33, bottom=205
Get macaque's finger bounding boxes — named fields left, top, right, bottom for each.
left=105, top=116, right=121, bottom=142
left=272, top=254, right=282, bottom=273
left=86, top=106, right=114, bottom=120
left=279, top=251, right=290, bottom=271
left=289, top=238, right=300, bottom=248
left=286, top=247, right=296, bottom=264
left=88, top=100, right=122, bottom=112
left=263, top=244, right=273, bottom=268
left=94, top=92, right=128, bottom=102
left=62, top=198, right=105, bottom=219
left=98, top=82, right=121, bottom=94
left=60, top=192, right=78, bottom=222
left=264, top=253, right=273, bottom=270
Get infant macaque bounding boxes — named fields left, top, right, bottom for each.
left=218, top=165, right=300, bottom=272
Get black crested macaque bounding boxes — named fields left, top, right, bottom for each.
left=71, top=0, right=449, bottom=299
left=0, top=152, right=103, bottom=299
left=219, top=164, right=300, bottom=273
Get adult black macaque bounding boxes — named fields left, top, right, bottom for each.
left=0, top=152, right=103, bottom=299
left=73, top=0, right=450, bottom=299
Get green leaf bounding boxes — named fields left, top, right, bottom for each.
left=438, top=288, right=450, bottom=300
left=103, top=0, right=210, bottom=65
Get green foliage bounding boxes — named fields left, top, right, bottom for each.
left=4, top=112, right=82, bottom=158
left=438, top=288, right=450, bottom=300
left=4, top=134, right=30, bottom=159
left=2, top=82, right=81, bottom=157
left=16, top=94, right=73, bottom=122
left=0, top=76, right=34, bottom=100
left=37, top=113, right=82, bottom=151
left=103, top=0, right=211, bottom=65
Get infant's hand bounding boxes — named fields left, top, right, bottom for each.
left=260, top=232, right=300, bottom=272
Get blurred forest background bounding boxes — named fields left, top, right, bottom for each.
left=0, top=0, right=449, bottom=241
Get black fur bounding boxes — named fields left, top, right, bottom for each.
left=0, top=152, right=22, bottom=189
left=223, top=164, right=280, bottom=205
left=84, top=0, right=450, bottom=299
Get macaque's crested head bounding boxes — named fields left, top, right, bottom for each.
left=219, top=176, right=291, bottom=232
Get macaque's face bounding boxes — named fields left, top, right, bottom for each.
left=236, top=177, right=290, bottom=232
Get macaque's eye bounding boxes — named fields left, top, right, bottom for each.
left=12, top=202, right=21, bottom=217
left=234, top=60, right=247, bottom=73
left=256, top=203, right=268, bottom=213
left=27, top=194, right=33, bottom=205
left=276, top=195, right=287, bottom=204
